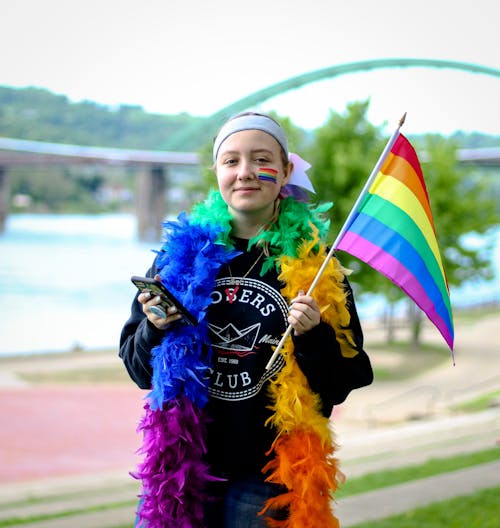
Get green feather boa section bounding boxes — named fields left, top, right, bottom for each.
left=190, top=190, right=333, bottom=274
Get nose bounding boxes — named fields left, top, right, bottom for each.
left=236, top=158, right=256, bottom=180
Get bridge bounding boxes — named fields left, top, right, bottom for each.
left=0, top=137, right=199, bottom=241
left=1, top=58, right=499, bottom=239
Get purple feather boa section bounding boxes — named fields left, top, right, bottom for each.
left=134, top=397, right=218, bottom=527
left=134, top=213, right=237, bottom=526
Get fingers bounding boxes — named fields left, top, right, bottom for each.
left=138, top=290, right=153, bottom=304
left=288, top=291, right=320, bottom=336
left=139, top=290, right=182, bottom=329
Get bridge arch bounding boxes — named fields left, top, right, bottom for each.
left=171, top=58, right=500, bottom=147
left=211, top=58, right=500, bottom=124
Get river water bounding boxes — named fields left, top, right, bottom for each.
left=0, top=213, right=499, bottom=356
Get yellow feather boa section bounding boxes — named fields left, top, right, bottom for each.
left=262, top=226, right=358, bottom=527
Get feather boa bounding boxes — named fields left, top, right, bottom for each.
left=133, top=211, right=238, bottom=527
left=261, top=231, right=355, bottom=527
left=133, top=191, right=357, bottom=527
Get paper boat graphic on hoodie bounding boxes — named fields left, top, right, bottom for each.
left=208, top=322, right=261, bottom=352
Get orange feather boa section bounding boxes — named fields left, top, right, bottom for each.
left=262, top=227, right=357, bottom=527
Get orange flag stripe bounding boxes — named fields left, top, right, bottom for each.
left=381, top=151, right=434, bottom=229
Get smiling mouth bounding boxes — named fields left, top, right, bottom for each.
left=235, top=187, right=260, bottom=191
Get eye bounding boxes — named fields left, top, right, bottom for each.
left=223, top=158, right=237, bottom=166
left=256, top=157, right=270, bottom=164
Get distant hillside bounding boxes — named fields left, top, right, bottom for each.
left=1, top=85, right=499, bottom=151
left=0, top=85, right=208, bottom=151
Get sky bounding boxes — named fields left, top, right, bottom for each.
left=1, top=0, right=500, bottom=136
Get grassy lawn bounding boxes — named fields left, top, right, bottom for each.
left=336, top=447, right=500, bottom=498
left=453, top=390, right=500, bottom=412
left=0, top=501, right=136, bottom=527
left=351, top=486, right=500, bottom=528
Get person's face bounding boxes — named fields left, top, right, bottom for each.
left=215, top=129, right=292, bottom=221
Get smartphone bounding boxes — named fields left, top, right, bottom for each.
left=130, top=275, right=197, bottom=326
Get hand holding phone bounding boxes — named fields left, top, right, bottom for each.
left=131, top=276, right=197, bottom=326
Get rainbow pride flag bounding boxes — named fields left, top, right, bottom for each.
left=336, top=133, right=454, bottom=350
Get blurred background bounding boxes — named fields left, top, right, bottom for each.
left=0, top=1, right=499, bottom=526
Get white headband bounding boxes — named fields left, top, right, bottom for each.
left=213, top=114, right=288, bottom=161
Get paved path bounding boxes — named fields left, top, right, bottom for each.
left=0, top=385, right=143, bottom=482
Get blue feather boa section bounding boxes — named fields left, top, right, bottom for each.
left=148, top=211, right=238, bottom=410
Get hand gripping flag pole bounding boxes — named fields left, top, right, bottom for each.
left=266, top=112, right=454, bottom=371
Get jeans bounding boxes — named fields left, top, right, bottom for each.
left=205, top=475, right=288, bottom=528
left=135, top=475, right=287, bottom=528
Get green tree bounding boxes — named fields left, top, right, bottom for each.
left=419, top=135, right=497, bottom=286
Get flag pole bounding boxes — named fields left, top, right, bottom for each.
left=265, top=113, right=407, bottom=371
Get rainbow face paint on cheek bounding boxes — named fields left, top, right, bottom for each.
left=258, top=167, right=278, bottom=184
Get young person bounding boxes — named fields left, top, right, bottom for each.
left=119, top=112, right=373, bottom=527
